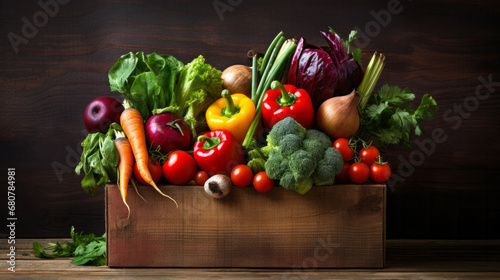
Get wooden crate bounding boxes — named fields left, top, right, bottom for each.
left=105, top=183, right=386, bottom=268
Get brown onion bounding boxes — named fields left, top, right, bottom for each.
left=221, top=65, right=252, bottom=97
left=316, top=90, right=360, bottom=139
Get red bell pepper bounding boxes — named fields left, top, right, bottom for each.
left=193, top=129, right=245, bottom=176
left=262, top=81, right=314, bottom=130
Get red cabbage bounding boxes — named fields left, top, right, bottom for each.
left=320, top=30, right=348, bottom=67
left=287, top=31, right=363, bottom=110
left=336, top=57, right=364, bottom=98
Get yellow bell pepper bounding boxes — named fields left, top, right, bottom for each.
left=206, top=90, right=256, bottom=144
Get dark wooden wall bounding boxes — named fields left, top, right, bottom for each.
left=1, top=0, right=499, bottom=239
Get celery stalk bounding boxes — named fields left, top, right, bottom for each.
left=357, top=52, right=386, bottom=111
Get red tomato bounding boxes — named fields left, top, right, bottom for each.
left=231, top=165, right=253, bottom=187
left=253, top=172, right=274, bottom=193
left=348, top=162, right=370, bottom=184
left=134, top=158, right=163, bottom=185
left=194, top=171, right=209, bottom=186
left=162, top=151, right=197, bottom=185
left=333, top=138, right=354, bottom=162
left=370, top=163, right=392, bottom=183
left=335, top=162, right=350, bottom=184
left=359, top=146, right=380, bottom=165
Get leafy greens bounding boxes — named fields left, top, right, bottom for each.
left=33, top=226, right=106, bottom=266
left=75, top=123, right=121, bottom=196
left=155, top=55, right=223, bottom=137
left=108, top=52, right=222, bottom=138
left=357, top=84, right=438, bottom=148
left=108, top=52, right=184, bottom=120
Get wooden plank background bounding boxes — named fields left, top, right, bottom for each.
left=0, top=0, right=499, bottom=239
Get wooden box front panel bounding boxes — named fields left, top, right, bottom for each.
left=106, top=184, right=386, bottom=268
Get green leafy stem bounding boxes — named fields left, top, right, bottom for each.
left=33, top=226, right=106, bottom=266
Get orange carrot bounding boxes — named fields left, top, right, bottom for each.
left=130, top=177, right=147, bottom=203
left=114, top=136, right=134, bottom=218
left=120, top=108, right=178, bottom=207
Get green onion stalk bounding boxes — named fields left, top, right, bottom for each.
left=242, top=33, right=297, bottom=149
left=251, top=55, right=258, bottom=100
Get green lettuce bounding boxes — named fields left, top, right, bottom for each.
left=155, top=55, right=223, bottom=137
left=108, top=52, right=184, bottom=119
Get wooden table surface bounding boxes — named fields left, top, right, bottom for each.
left=1, top=239, right=499, bottom=279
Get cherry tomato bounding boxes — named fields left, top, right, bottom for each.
left=335, top=162, right=350, bottom=184
left=162, top=151, right=197, bottom=185
left=231, top=165, right=253, bottom=187
left=348, top=162, right=370, bottom=184
left=370, top=163, right=392, bottom=183
left=333, top=138, right=354, bottom=162
left=194, top=171, right=209, bottom=186
left=359, top=146, right=380, bottom=165
left=134, top=158, right=163, bottom=185
left=253, top=172, right=274, bottom=193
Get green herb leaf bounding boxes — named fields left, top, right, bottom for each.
left=328, top=27, right=358, bottom=54
left=357, top=84, right=438, bottom=149
left=415, top=123, right=424, bottom=136
left=32, top=242, right=55, bottom=259
left=375, top=129, right=403, bottom=146
left=347, top=30, right=358, bottom=46
left=390, top=109, right=417, bottom=132
left=414, top=94, right=438, bottom=121
left=365, top=103, right=389, bottom=120
left=352, top=48, right=362, bottom=66
left=33, top=226, right=106, bottom=266
left=377, top=85, right=415, bottom=105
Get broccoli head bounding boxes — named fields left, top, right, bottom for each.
left=259, top=145, right=272, bottom=158
left=263, top=117, right=341, bottom=195
left=295, top=177, right=314, bottom=195
left=302, top=129, right=333, bottom=159
left=265, top=148, right=289, bottom=179
left=279, top=170, right=297, bottom=190
left=279, top=171, right=313, bottom=195
left=305, top=129, right=332, bottom=145
left=279, top=134, right=303, bottom=158
left=266, top=117, right=306, bottom=146
left=313, top=147, right=344, bottom=186
left=290, top=150, right=317, bottom=182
